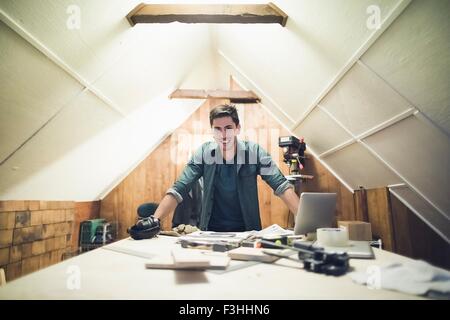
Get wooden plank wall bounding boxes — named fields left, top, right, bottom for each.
left=100, top=79, right=356, bottom=239
left=300, top=156, right=357, bottom=225
left=229, top=79, right=291, bottom=228
left=101, top=99, right=220, bottom=238
left=99, top=97, right=293, bottom=237
left=0, top=200, right=100, bottom=282
left=72, top=201, right=101, bottom=250
left=349, top=187, right=449, bottom=269
left=365, top=188, right=396, bottom=251
left=390, top=194, right=450, bottom=270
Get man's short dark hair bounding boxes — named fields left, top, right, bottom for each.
left=209, top=104, right=240, bottom=127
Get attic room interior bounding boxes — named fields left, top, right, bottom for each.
left=0, top=0, right=449, bottom=303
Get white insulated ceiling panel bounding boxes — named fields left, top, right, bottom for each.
left=294, top=108, right=352, bottom=155
left=0, top=90, right=122, bottom=200
left=364, top=115, right=450, bottom=215
left=0, top=0, right=141, bottom=84
left=361, top=0, right=450, bottom=134
left=216, top=0, right=402, bottom=123
left=0, top=20, right=83, bottom=164
left=322, top=142, right=402, bottom=190
left=0, top=0, right=216, bottom=113
left=390, top=185, right=449, bottom=243
left=320, top=62, right=412, bottom=136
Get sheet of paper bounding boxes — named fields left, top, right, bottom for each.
left=254, top=224, right=294, bottom=237
left=179, top=231, right=253, bottom=244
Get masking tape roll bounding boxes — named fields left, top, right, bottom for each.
left=317, top=228, right=349, bottom=247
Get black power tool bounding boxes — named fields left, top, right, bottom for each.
left=128, top=203, right=161, bottom=240
left=260, top=239, right=349, bottom=276
left=128, top=216, right=160, bottom=240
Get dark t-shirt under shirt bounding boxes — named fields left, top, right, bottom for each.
left=208, top=160, right=245, bottom=232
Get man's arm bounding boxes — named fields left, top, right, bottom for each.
left=279, top=188, right=300, bottom=215
left=152, top=145, right=204, bottom=223
left=256, top=144, right=294, bottom=197
left=153, top=194, right=179, bottom=221
left=255, top=144, right=299, bottom=215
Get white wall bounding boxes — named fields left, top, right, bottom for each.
left=0, top=0, right=218, bottom=200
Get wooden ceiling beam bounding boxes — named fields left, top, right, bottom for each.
left=169, top=89, right=261, bottom=103
left=127, top=3, right=288, bottom=27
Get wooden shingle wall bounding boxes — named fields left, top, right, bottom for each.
left=0, top=200, right=99, bottom=282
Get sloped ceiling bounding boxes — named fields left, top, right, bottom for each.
left=0, top=1, right=448, bottom=239
left=215, top=0, right=449, bottom=240
left=0, top=0, right=217, bottom=200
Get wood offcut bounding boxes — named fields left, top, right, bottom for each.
left=169, top=89, right=261, bottom=103
left=127, top=3, right=288, bottom=27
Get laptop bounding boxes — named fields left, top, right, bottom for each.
left=294, top=192, right=337, bottom=235
left=292, top=192, right=375, bottom=259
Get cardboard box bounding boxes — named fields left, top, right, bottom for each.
left=338, top=221, right=372, bottom=241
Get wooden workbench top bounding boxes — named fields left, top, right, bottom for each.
left=0, top=236, right=424, bottom=300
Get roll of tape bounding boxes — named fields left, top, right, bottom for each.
left=317, top=228, right=349, bottom=247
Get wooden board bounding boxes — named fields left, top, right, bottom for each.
left=127, top=3, right=288, bottom=27
left=366, top=188, right=395, bottom=251
left=353, top=188, right=369, bottom=222
left=169, top=89, right=260, bottom=103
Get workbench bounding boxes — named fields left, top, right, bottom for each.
left=0, top=235, right=424, bottom=299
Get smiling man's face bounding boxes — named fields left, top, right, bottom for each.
left=212, top=116, right=241, bottom=153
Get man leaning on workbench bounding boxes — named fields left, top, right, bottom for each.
left=146, top=104, right=300, bottom=233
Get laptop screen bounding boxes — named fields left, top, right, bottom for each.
left=294, top=192, right=337, bottom=235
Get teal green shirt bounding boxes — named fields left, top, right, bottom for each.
left=167, top=140, right=292, bottom=231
